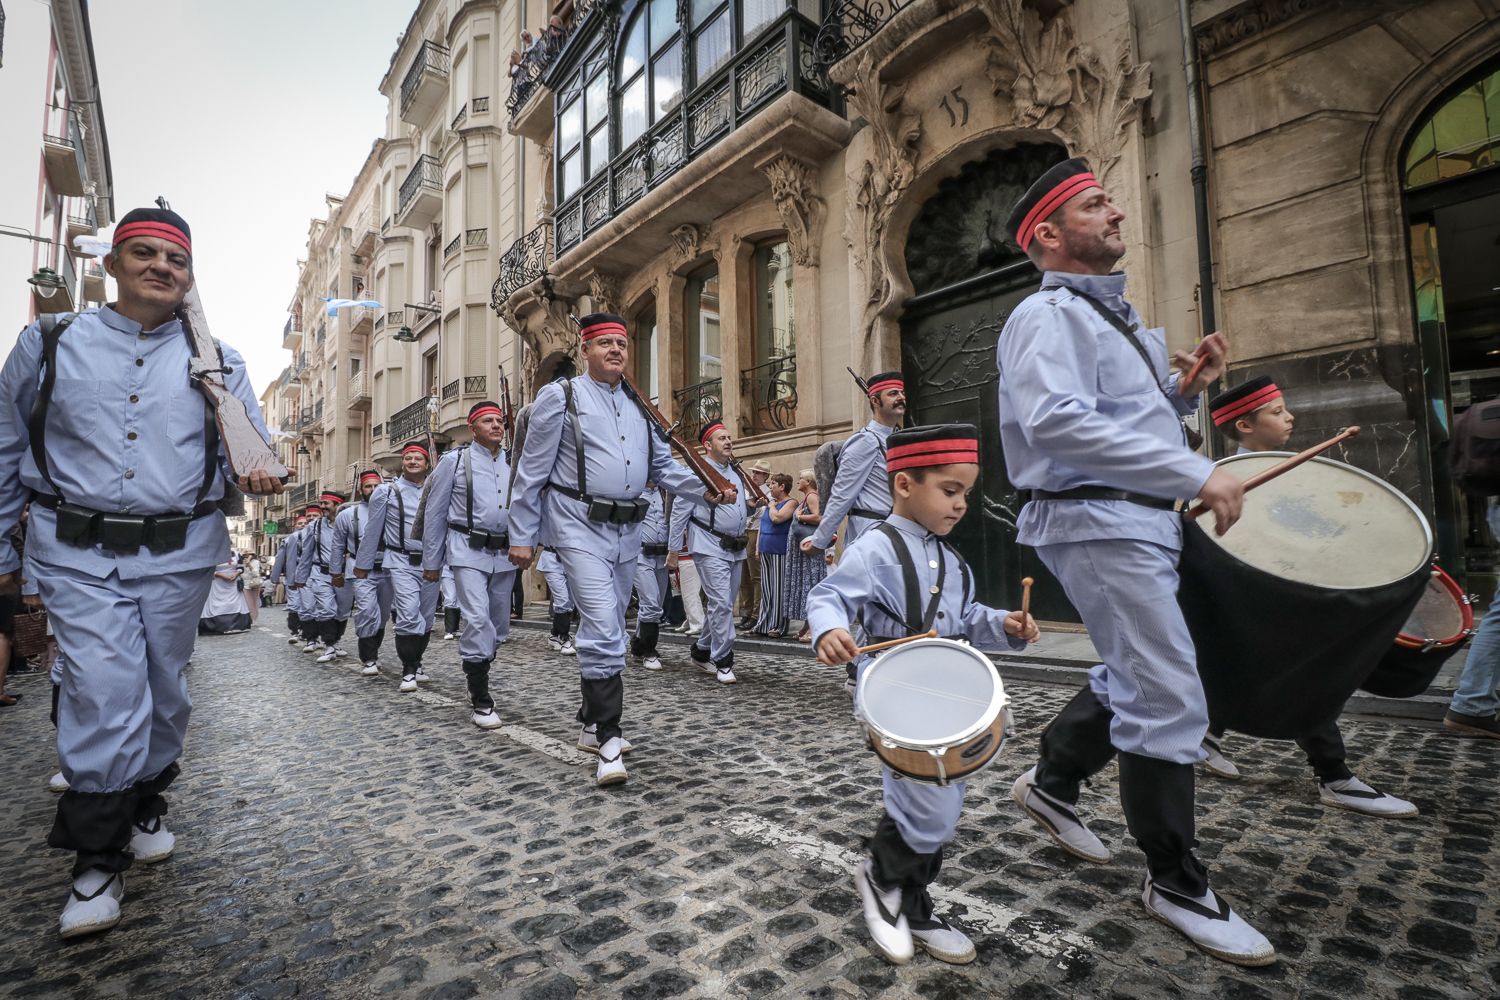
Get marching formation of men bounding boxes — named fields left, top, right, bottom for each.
left=2, top=170, right=1461, bottom=984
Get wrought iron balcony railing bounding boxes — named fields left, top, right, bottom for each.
left=740, top=353, right=798, bottom=435
left=811, top=0, right=913, bottom=77
left=400, top=40, right=450, bottom=116
left=463, top=375, right=488, bottom=395
left=672, top=378, right=723, bottom=449
left=443, top=233, right=462, bottom=259
left=441, top=378, right=460, bottom=401
left=506, top=29, right=567, bottom=118
left=472, top=96, right=490, bottom=113
left=397, top=154, right=441, bottom=219
left=388, top=395, right=433, bottom=444
left=464, top=228, right=487, bottom=250
left=554, top=12, right=831, bottom=257
left=491, top=221, right=552, bottom=313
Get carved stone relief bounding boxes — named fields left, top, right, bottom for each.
left=587, top=271, right=622, bottom=314
left=669, top=223, right=704, bottom=262
left=762, top=155, right=828, bottom=268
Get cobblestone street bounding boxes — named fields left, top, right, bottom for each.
left=2, top=610, right=1498, bottom=999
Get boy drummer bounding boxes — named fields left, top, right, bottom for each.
left=808, top=424, right=1038, bottom=966
left=1202, top=378, right=1417, bottom=817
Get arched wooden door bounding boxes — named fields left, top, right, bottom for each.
left=899, top=142, right=1080, bottom=623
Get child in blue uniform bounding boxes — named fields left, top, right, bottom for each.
left=808, top=424, right=1038, bottom=966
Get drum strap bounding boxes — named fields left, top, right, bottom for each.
left=876, top=523, right=945, bottom=635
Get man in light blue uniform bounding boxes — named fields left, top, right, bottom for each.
left=996, top=158, right=1272, bottom=966
left=668, top=422, right=754, bottom=684
left=355, top=441, right=436, bottom=693
left=508, top=312, right=727, bottom=786
left=421, top=400, right=515, bottom=730
left=269, top=515, right=307, bottom=642
left=332, top=469, right=390, bottom=675
left=293, top=490, right=353, bottom=662
left=629, top=484, right=669, bottom=671
left=0, top=205, right=281, bottom=938
left=809, top=424, right=1034, bottom=966
left=804, top=371, right=905, bottom=553
left=285, top=506, right=325, bottom=651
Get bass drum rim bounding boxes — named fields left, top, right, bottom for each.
left=1208, top=453, right=1434, bottom=591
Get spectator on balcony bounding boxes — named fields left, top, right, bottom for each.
left=508, top=49, right=523, bottom=79
left=784, top=469, right=829, bottom=644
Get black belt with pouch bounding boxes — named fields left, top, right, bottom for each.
left=37, top=494, right=218, bottom=554
left=691, top=517, right=748, bottom=553
left=641, top=543, right=668, bottom=557
left=1027, top=487, right=1178, bottom=512
left=552, top=485, right=650, bottom=525
left=449, top=521, right=509, bottom=552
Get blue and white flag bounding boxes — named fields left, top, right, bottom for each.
left=323, top=296, right=383, bottom=316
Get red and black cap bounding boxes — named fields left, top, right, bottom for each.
left=578, top=312, right=627, bottom=343
left=887, top=423, right=980, bottom=473
left=1007, top=157, right=1099, bottom=253
left=866, top=371, right=904, bottom=396
left=112, top=206, right=192, bottom=255
left=699, top=421, right=726, bottom=445
left=1209, top=376, right=1281, bottom=427
left=303, top=504, right=323, bottom=515
left=468, top=400, right=503, bottom=424
left=401, top=440, right=430, bottom=459
left=358, top=469, right=382, bottom=486
left=319, top=490, right=347, bottom=505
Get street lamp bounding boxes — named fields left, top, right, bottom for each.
left=28, top=268, right=66, bottom=298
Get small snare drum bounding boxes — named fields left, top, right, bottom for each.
left=855, top=637, right=1011, bottom=785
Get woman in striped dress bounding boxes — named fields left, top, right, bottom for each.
left=753, top=473, right=798, bottom=637
left=782, top=470, right=829, bottom=642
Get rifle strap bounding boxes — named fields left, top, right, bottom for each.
left=28, top=312, right=78, bottom=501
left=561, top=378, right=589, bottom=500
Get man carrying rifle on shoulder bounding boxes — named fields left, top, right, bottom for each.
left=0, top=205, right=282, bottom=939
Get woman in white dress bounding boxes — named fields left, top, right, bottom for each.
left=199, top=554, right=251, bottom=635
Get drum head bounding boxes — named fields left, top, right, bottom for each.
left=1401, top=571, right=1466, bottom=643
left=859, top=639, right=1002, bottom=747
left=1208, top=454, right=1432, bottom=589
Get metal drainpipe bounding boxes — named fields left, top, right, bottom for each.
left=1178, top=0, right=1220, bottom=456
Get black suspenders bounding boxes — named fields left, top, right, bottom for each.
left=874, top=523, right=973, bottom=635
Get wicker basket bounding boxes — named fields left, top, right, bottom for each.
left=11, top=606, right=49, bottom=660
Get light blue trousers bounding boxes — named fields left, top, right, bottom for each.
left=633, top=557, right=668, bottom=624
left=36, top=560, right=212, bottom=794
left=307, top=570, right=354, bottom=620
left=541, top=563, right=573, bottom=614
left=556, top=546, right=635, bottom=681
left=1036, top=538, right=1209, bottom=764
left=352, top=569, right=394, bottom=638
left=693, top=554, right=743, bottom=661
left=453, top=565, right=517, bottom=661
left=387, top=561, right=438, bottom=636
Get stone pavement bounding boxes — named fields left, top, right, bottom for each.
left=1, top=610, right=1498, bottom=999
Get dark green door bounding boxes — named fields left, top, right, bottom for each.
left=898, top=143, right=1079, bottom=623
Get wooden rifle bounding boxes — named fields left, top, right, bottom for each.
left=498, top=362, right=516, bottom=454
left=177, top=285, right=288, bottom=482
left=620, top=374, right=736, bottom=501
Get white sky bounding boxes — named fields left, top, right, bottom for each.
left=0, top=0, right=415, bottom=398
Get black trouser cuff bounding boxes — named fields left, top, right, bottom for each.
left=287, top=610, right=300, bottom=633
left=552, top=611, right=571, bottom=639
left=578, top=673, right=624, bottom=746
left=357, top=634, right=377, bottom=662
left=50, top=787, right=140, bottom=877
left=417, top=631, right=432, bottom=658
left=714, top=652, right=734, bottom=671
left=321, top=619, right=341, bottom=645
left=332, top=618, right=348, bottom=642
left=1036, top=684, right=1117, bottom=805
left=52, top=682, right=61, bottom=728
left=630, top=620, right=660, bottom=657
left=133, top=760, right=180, bottom=825
left=1297, top=719, right=1353, bottom=782
left=394, top=633, right=420, bottom=673
left=462, top=659, right=494, bottom=711
left=1117, top=751, right=1209, bottom=897
left=867, top=813, right=942, bottom=924
left=444, top=607, right=461, bottom=634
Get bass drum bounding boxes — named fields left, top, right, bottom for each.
left=1360, top=565, right=1474, bottom=698
left=1178, top=453, right=1431, bottom=739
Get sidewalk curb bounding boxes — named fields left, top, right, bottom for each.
left=507, top=616, right=1449, bottom=724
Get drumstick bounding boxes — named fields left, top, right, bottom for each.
left=855, top=629, right=938, bottom=656
left=1185, top=426, right=1361, bottom=521
left=1179, top=351, right=1212, bottom=396
left=1020, top=577, right=1033, bottom=621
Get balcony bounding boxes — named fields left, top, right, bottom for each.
left=66, top=203, right=98, bottom=242
left=388, top=395, right=433, bottom=445
left=506, top=28, right=568, bottom=125
left=399, top=40, right=450, bottom=124
left=673, top=378, right=723, bottom=450
left=287, top=480, right=321, bottom=510
left=348, top=305, right=374, bottom=337
left=552, top=12, right=840, bottom=265
left=463, top=375, right=488, bottom=396
left=464, top=228, right=487, bottom=252
left=279, top=365, right=303, bottom=398
left=490, top=221, right=552, bottom=313
left=348, top=370, right=371, bottom=411
left=740, top=353, right=798, bottom=435
left=311, top=399, right=326, bottom=433
left=441, top=378, right=460, bottom=402
left=42, top=107, right=87, bottom=196
left=443, top=232, right=462, bottom=260
left=396, top=154, right=442, bottom=230
left=81, top=260, right=105, bottom=303
left=354, top=212, right=376, bottom=256
left=282, top=317, right=303, bottom=350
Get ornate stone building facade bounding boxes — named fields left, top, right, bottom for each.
left=489, top=0, right=1499, bottom=614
